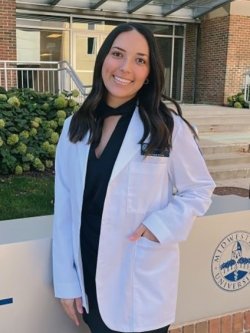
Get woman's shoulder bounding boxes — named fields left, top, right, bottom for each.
left=167, top=109, right=182, bottom=128
left=58, top=115, right=73, bottom=144
left=172, top=111, right=183, bottom=127
left=160, top=104, right=184, bottom=136
left=61, top=115, right=73, bottom=135
left=63, top=114, right=73, bottom=129
left=170, top=110, right=196, bottom=141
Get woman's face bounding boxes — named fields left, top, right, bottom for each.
left=101, top=30, right=150, bottom=108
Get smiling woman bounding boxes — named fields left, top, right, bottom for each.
left=101, top=30, right=150, bottom=108
left=52, top=22, right=215, bottom=333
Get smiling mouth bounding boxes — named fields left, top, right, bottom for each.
left=113, top=76, right=133, bottom=85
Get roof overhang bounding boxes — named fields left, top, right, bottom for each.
left=16, top=0, right=234, bottom=23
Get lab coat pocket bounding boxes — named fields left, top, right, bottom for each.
left=140, top=235, right=160, bottom=247
left=127, top=161, right=167, bottom=214
left=133, top=237, right=179, bottom=325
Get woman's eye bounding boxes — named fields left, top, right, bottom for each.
left=111, top=51, right=123, bottom=58
left=136, top=58, right=146, bottom=65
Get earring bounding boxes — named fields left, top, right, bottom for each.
left=144, top=78, right=149, bottom=85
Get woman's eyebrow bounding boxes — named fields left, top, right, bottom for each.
left=111, top=46, right=148, bottom=57
left=111, top=46, right=125, bottom=52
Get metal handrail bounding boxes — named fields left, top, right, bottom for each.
left=244, top=70, right=250, bottom=106
left=0, top=61, right=59, bottom=64
left=58, top=61, right=86, bottom=97
left=0, top=60, right=88, bottom=101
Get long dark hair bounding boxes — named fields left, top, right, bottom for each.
left=69, top=22, right=196, bottom=153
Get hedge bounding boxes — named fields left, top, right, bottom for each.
left=0, top=87, right=80, bottom=175
left=227, top=91, right=249, bottom=108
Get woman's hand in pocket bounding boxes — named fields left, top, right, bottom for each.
left=129, top=224, right=159, bottom=242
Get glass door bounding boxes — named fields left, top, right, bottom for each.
left=172, top=38, right=184, bottom=101
left=156, top=36, right=172, bottom=97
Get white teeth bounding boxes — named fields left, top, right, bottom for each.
left=114, top=76, right=132, bottom=85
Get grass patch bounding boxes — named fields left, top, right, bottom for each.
left=0, top=174, right=54, bottom=221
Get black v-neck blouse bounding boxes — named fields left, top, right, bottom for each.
left=80, top=98, right=136, bottom=310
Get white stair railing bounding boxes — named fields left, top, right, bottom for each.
left=244, top=70, right=250, bottom=107
left=0, top=60, right=88, bottom=102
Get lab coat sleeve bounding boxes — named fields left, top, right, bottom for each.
left=143, top=116, right=216, bottom=244
left=52, top=117, right=82, bottom=298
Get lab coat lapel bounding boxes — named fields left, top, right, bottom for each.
left=110, top=108, right=143, bottom=182
left=76, top=134, right=90, bottom=175
left=75, top=134, right=90, bottom=209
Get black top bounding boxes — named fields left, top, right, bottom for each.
left=80, top=98, right=136, bottom=309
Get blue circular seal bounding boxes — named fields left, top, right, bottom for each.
left=211, top=231, right=250, bottom=291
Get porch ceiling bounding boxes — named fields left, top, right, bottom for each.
left=16, top=0, right=234, bottom=21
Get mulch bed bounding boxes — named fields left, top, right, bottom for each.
left=0, top=170, right=54, bottom=180
left=214, top=186, right=250, bottom=198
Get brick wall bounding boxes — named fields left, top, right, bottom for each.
left=189, top=14, right=250, bottom=105
left=0, top=0, right=16, bottom=88
left=0, top=0, right=16, bottom=61
left=195, top=16, right=230, bottom=105
left=224, top=15, right=250, bottom=102
left=169, top=309, right=250, bottom=333
left=183, top=24, right=197, bottom=103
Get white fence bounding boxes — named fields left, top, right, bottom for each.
left=0, top=60, right=87, bottom=102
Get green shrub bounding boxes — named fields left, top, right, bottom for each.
left=234, top=101, right=242, bottom=108
left=227, top=91, right=249, bottom=108
left=0, top=88, right=80, bottom=175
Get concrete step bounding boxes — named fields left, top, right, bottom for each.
left=178, top=104, right=250, bottom=183
left=205, top=152, right=250, bottom=167
left=187, top=115, right=250, bottom=125
left=184, top=110, right=250, bottom=118
left=209, top=163, right=250, bottom=181
left=197, top=123, right=250, bottom=133
left=199, top=132, right=250, bottom=145
left=181, top=104, right=250, bottom=116
left=215, top=177, right=250, bottom=189
left=200, top=142, right=250, bottom=154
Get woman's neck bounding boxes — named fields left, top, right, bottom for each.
left=105, top=95, right=137, bottom=109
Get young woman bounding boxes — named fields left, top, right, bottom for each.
left=53, top=23, right=215, bottom=333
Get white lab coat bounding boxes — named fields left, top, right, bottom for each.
left=52, top=107, right=215, bottom=332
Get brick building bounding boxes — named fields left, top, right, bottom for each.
left=184, top=4, right=250, bottom=105
left=0, top=0, right=16, bottom=61
left=0, top=1, right=250, bottom=104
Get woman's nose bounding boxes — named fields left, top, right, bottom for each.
left=120, top=58, right=131, bottom=72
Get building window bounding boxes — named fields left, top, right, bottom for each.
left=16, top=29, right=69, bottom=62
left=87, top=37, right=96, bottom=55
